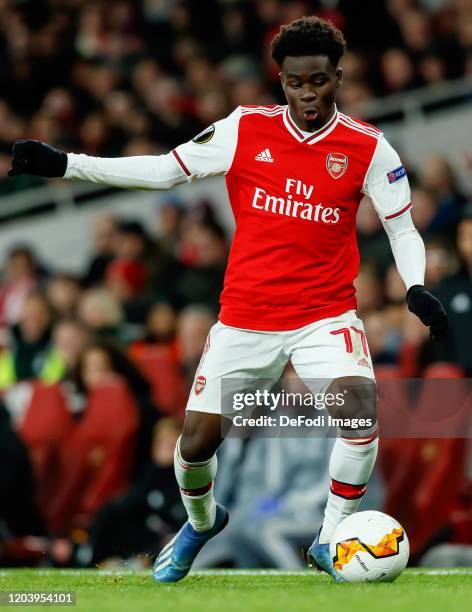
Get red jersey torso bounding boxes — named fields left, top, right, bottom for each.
left=221, top=106, right=380, bottom=330
left=174, top=104, right=410, bottom=331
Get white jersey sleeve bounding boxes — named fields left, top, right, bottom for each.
left=172, top=106, right=241, bottom=180
left=64, top=107, right=242, bottom=190
left=362, top=136, right=411, bottom=221
left=64, top=150, right=187, bottom=190
left=362, top=136, right=425, bottom=289
left=382, top=211, right=426, bottom=289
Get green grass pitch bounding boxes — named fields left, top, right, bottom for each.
left=0, top=569, right=471, bottom=612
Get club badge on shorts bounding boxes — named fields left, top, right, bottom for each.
left=326, top=152, right=348, bottom=179
left=194, top=375, right=206, bottom=395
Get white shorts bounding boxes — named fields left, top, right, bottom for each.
left=186, top=309, right=375, bottom=415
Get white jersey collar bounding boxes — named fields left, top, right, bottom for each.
left=283, top=105, right=339, bottom=145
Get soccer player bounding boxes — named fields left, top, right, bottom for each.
left=9, top=17, right=447, bottom=581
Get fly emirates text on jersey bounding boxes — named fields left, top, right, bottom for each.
left=252, top=178, right=341, bottom=224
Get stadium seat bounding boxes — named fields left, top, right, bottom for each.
left=422, top=362, right=466, bottom=379
left=379, top=364, right=470, bottom=558
left=373, top=364, right=402, bottom=379
left=382, top=436, right=468, bottom=559
left=17, top=383, right=75, bottom=524
left=375, top=371, right=411, bottom=438
left=398, top=342, right=421, bottom=378
left=129, top=343, right=187, bottom=419
left=47, top=379, right=139, bottom=534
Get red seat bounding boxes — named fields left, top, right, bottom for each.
left=376, top=370, right=411, bottom=438
left=18, top=383, right=74, bottom=446
left=398, top=342, right=421, bottom=378
left=129, top=344, right=187, bottom=419
left=48, top=379, right=139, bottom=534
left=374, top=364, right=401, bottom=379
left=18, top=383, right=74, bottom=524
left=381, top=437, right=468, bottom=558
left=379, top=364, right=470, bottom=557
left=423, top=362, right=465, bottom=379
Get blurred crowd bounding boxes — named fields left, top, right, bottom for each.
left=0, top=198, right=228, bottom=385
left=1, top=0, right=472, bottom=570
left=0, top=198, right=228, bottom=567
left=1, top=0, right=472, bottom=193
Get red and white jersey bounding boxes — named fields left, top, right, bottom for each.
left=172, top=105, right=411, bottom=331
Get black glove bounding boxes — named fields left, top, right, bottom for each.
left=406, top=284, right=448, bottom=341
left=8, top=140, right=67, bottom=178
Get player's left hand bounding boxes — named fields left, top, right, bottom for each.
left=406, top=284, right=448, bottom=341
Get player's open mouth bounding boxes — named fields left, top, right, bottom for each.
left=303, top=109, right=318, bottom=121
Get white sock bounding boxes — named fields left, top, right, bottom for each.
left=174, top=438, right=217, bottom=532
left=319, top=431, right=379, bottom=545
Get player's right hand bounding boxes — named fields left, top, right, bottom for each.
left=8, top=140, right=68, bottom=178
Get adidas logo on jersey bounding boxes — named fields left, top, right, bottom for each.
left=255, top=148, right=274, bottom=163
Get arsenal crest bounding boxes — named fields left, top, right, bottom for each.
left=326, top=153, right=348, bottom=179
left=194, top=375, right=206, bottom=395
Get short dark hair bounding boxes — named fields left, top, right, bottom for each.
left=271, top=16, right=346, bottom=68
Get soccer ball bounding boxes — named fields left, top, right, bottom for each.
left=330, top=511, right=409, bottom=582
